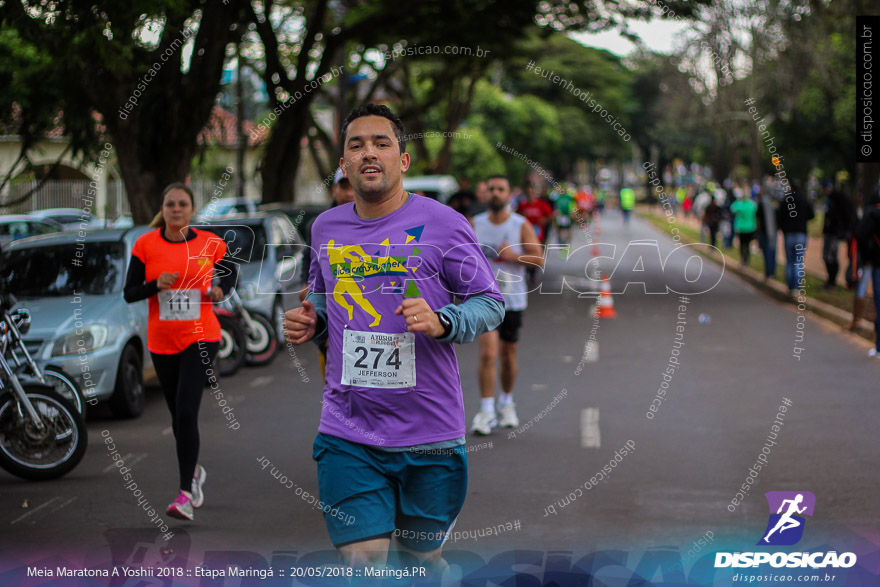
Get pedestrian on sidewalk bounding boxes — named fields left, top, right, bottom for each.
left=777, top=181, right=815, bottom=295
left=756, top=181, right=779, bottom=280
left=846, top=189, right=869, bottom=329
left=821, top=180, right=856, bottom=290
left=730, top=189, right=758, bottom=266
left=702, top=195, right=721, bottom=248
left=720, top=183, right=735, bottom=249
left=694, top=185, right=714, bottom=244
left=855, top=186, right=880, bottom=357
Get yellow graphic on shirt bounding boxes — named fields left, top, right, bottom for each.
left=326, top=226, right=426, bottom=326
left=327, top=240, right=383, bottom=326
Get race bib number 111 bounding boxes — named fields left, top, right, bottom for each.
left=341, top=330, right=416, bottom=388
left=158, top=289, right=201, bottom=321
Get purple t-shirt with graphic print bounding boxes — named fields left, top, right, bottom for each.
left=309, top=194, right=503, bottom=447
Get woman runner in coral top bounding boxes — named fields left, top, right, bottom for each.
left=124, top=183, right=236, bottom=521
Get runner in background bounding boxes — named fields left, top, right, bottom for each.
left=517, top=184, right=553, bottom=244
left=574, top=185, right=593, bottom=229
left=471, top=175, right=545, bottom=436
left=124, top=183, right=237, bottom=521
left=554, top=187, right=576, bottom=244
left=619, top=185, right=635, bottom=225
left=472, top=181, right=490, bottom=216
left=300, top=169, right=356, bottom=380
left=516, top=184, right=553, bottom=285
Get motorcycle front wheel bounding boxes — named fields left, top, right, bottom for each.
left=0, top=385, right=87, bottom=481
left=244, top=313, right=278, bottom=367
left=216, top=315, right=246, bottom=377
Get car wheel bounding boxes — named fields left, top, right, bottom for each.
left=109, top=344, right=144, bottom=418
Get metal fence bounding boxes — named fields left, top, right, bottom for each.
left=1, top=180, right=130, bottom=219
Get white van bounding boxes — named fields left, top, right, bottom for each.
left=402, top=176, right=460, bottom=204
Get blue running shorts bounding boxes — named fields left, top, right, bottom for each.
left=312, top=433, right=467, bottom=551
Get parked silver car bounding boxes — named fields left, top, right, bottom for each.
left=0, top=215, right=63, bottom=247
left=195, top=197, right=259, bottom=222
left=1, top=227, right=152, bottom=418
left=196, top=213, right=305, bottom=342
left=28, top=208, right=105, bottom=230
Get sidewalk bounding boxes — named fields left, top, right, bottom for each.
left=637, top=206, right=875, bottom=341
left=669, top=208, right=847, bottom=283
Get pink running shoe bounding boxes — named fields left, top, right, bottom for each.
left=166, top=490, right=194, bottom=521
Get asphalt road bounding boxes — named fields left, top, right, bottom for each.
left=1, top=210, right=877, bottom=584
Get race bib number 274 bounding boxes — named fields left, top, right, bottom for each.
left=341, top=330, right=416, bottom=388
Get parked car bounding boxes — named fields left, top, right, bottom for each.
left=29, top=208, right=105, bottom=230
left=196, top=213, right=305, bottom=342
left=0, top=215, right=63, bottom=247
left=402, top=175, right=459, bottom=204
left=195, top=197, right=259, bottom=222
left=0, top=227, right=152, bottom=418
left=258, top=203, right=325, bottom=241
left=111, top=214, right=134, bottom=228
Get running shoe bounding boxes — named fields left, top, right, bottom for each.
left=498, top=403, right=520, bottom=428
left=470, top=411, right=497, bottom=436
left=191, top=465, right=206, bottom=508
left=869, top=348, right=880, bottom=358
left=166, top=490, right=194, bottom=521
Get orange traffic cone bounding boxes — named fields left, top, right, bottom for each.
left=594, top=275, right=616, bottom=319
left=592, top=244, right=600, bottom=256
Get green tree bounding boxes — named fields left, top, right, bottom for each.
left=0, top=0, right=243, bottom=223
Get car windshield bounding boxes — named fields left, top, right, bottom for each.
left=199, top=224, right=267, bottom=263
left=0, top=242, right=125, bottom=296
left=0, top=221, right=57, bottom=238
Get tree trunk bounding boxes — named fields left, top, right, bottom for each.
left=856, top=162, right=880, bottom=208
left=74, top=1, right=239, bottom=223
left=260, top=104, right=309, bottom=203
left=108, top=114, right=196, bottom=225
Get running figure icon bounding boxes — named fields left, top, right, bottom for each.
left=762, top=493, right=808, bottom=544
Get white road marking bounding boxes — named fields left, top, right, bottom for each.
left=103, top=453, right=135, bottom=473
left=530, top=384, right=548, bottom=391
left=581, top=408, right=601, bottom=448
left=250, top=376, right=274, bottom=388
left=127, top=453, right=149, bottom=468
left=49, top=496, right=77, bottom=514
left=584, top=341, right=599, bottom=363
left=11, top=497, right=61, bottom=525
left=103, top=452, right=147, bottom=473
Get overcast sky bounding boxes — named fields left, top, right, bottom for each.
left=570, top=19, right=692, bottom=57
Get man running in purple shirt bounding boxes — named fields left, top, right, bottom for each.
left=285, top=104, right=504, bottom=574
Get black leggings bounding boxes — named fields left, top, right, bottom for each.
left=151, top=341, right=219, bottom=492
left=738, top=231, right=755, bottom=265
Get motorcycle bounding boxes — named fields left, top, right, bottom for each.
left=213, top=300, right=246, bottom=378
left=216, top=288, right=277, bottom=368
left=0, top=293, right=87, bottom=481
left=0, top=304, right=86, bottom=415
